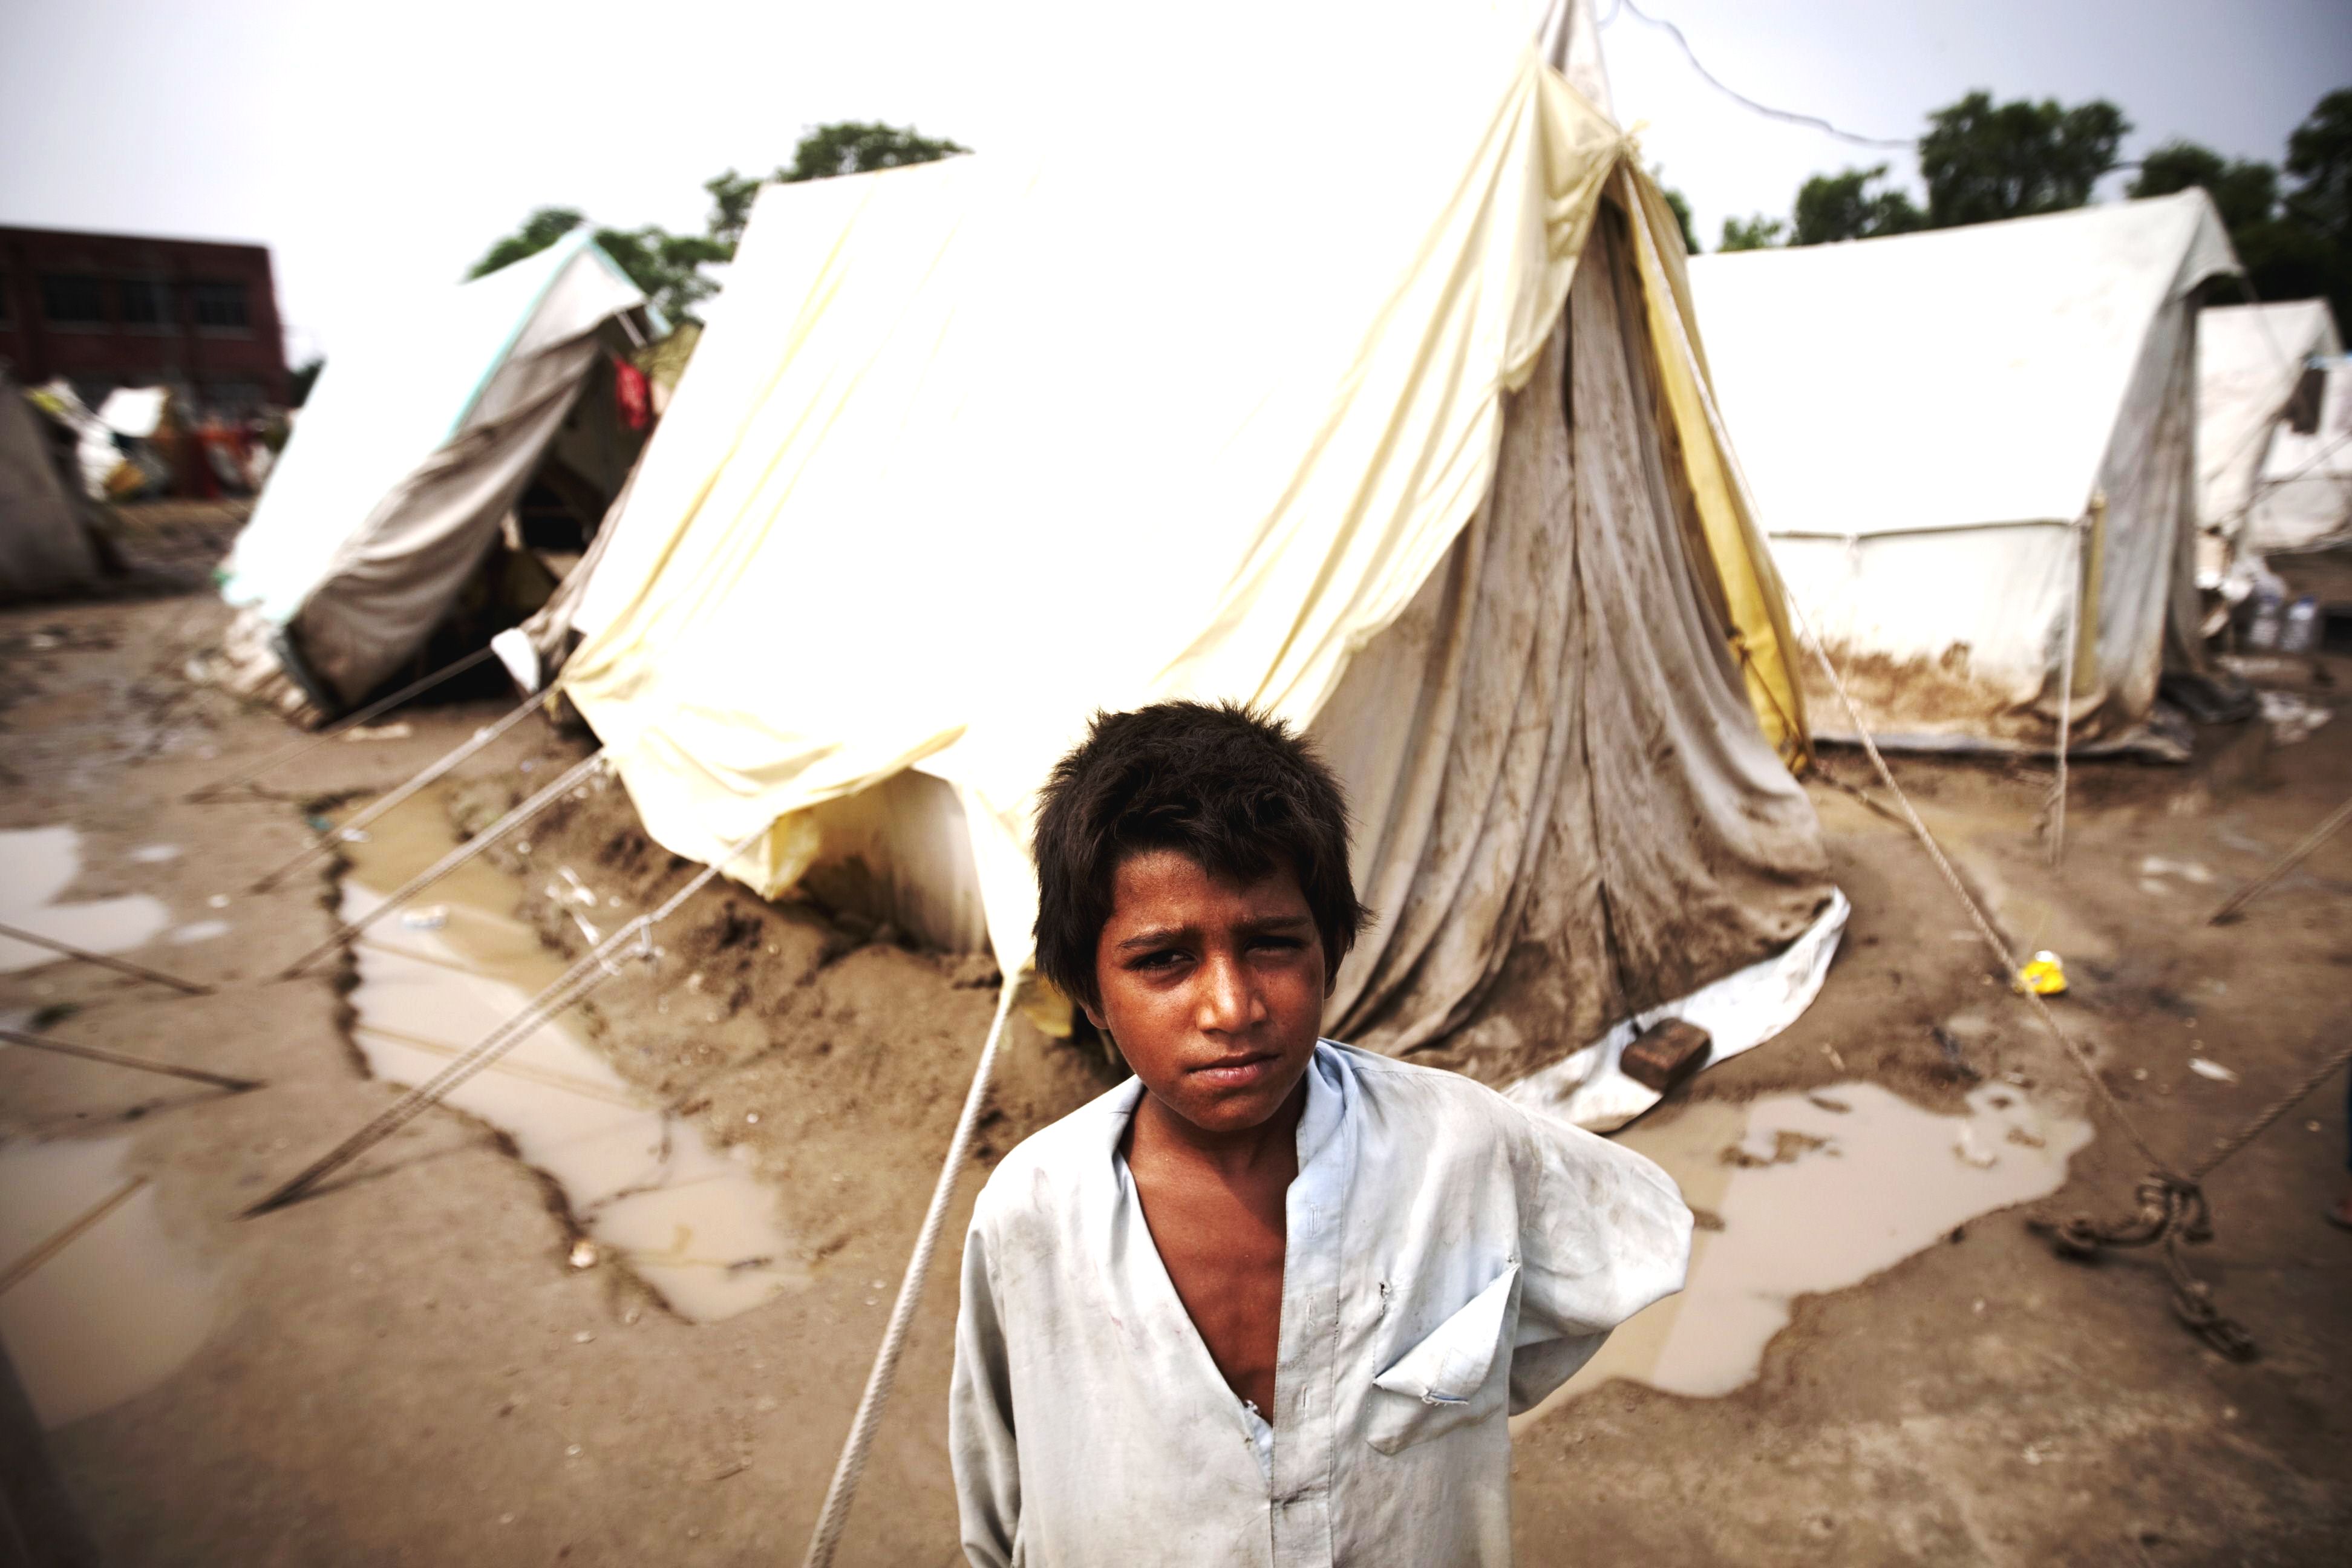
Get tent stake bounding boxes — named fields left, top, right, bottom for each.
left=0, top=922, right=212, bottom=996
left=2207, top=790, right=2352, bottom=925
left=0, top=1025, right=261, bottom=1093
left=187, top=645, right=497, bottom=803
left=279, top=750, right=606, bottom=978
left=247, top=694, right=543, bottom=893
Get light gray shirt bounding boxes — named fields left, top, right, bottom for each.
left=950, top=1039, right=1693, bottom=1566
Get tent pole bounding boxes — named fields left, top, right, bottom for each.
left=247, top=694, right=543, bottom=893
left=186, top=645, right=497, bottom=803
left=278, top=750, right=606, bottom=978
left=800, top=979, right=1019, bottom=1568
left=0, top=1025, right=261, bottom=1093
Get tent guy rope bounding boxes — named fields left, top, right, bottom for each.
left=277, top=749, right=607, bottom=978
left=0, top=921, right=213, bottom=996
left=186, top=645, right=497, bottom=802
left=247, top=693, right=542, bottom=893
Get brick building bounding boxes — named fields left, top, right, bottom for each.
left=0, top=224, right=290, bottom=414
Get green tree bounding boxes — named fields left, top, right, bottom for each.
left=2129, top=141, right=2279, bottom=229
left=471, top=122, right=970, bottom=327
left=288, top=357, right=324, bottom=407
left=1918, top=90, right=2129, bottom=227
left=780, top=120, right=968, bottom=183
left=1791, top=164, right=1925, bottom=245
left=1662, top=187, right=1700, bottom=255
left=1717, top=214, right=1785, bottom=252
left=2281, top=88, right=2352, bottom=324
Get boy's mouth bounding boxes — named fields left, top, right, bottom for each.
left=1187, top=1050, right=1280, bottom=1089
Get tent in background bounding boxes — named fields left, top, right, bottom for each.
left=1688, top=193, right=2239, bottom=753
left=1, top=368, right=117, bottom=603
left=2198, top=300, right=2343, bottom=572
left=2246, top=351, right=2352, bottom=555
left=214, top=232, right=661, bottom=722
left=552, top=8, right=1840, bottom=1132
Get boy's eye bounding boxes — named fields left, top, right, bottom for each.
left=1251, top=935, right=1305, bottom=954
left=1128, top=948, right=1189, bottom=972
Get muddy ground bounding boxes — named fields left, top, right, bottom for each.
left=2, top=555, right=2348, bottom=1565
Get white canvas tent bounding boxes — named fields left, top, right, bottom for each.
left=2198, top=300, right=2344, bottom=569
left=217, top=232, right=659, bottom=718
left=1687, top=193, right=2239, bottom=751
left=2246, top=351, right=2352, bottom=554
left=1, top=369, right=114, bottom=602
left=552, top=14, right=1841, bottom=1130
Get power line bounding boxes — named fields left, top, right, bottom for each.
left=1606, top=0, right=1915, bottom=151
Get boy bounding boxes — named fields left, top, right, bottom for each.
left=950, top=701, right=1691, bottom=1566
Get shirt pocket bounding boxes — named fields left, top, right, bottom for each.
left=1364, top=1261, right=1520, bottom=1456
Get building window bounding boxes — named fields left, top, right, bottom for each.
left=190, top=281, right=250, bottom=332
left=119, top=278, right=175, bottom=328
left=40, top=273, right=108, bottom=325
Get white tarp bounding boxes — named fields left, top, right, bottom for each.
left=1, top=370, right=109, bottom=601
left=2247, top=354, right=2352, bottom=554
left=1687, top=194, right=2239, bottom=750
left=218, top=232, right=653, bottom=711
left=2198, top=301, right=2342, bottom=566
left=558, top=16, right=1840, bottom=1113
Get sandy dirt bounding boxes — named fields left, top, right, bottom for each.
left=2, top=564, right=2348, bottom=1566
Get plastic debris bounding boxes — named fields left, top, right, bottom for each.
left=568, top=1240, right=599, bottom=1270
left=400, top=906, right=449, bottom=930
left=2014, top=952, right=2068, bottom=996
left=1953, top=1123, right=1999, bottom=1169
left=206, top=893, right=230, bottom=910
left=2187, top=1057, right=2240, bottom=1085
left=341, top=723, right=413, bottom=743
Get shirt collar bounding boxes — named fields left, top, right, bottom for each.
left=1099, top=1039, right=1347, bottom=1172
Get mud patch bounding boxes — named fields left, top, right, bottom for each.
left=0, top=1134, right=220, bottom=1428
left=0, top=827, right=172, bottom=973
left=339, top=802, right=805, bottom=1322
left=1530, top=1080, right=2091, bottom=1410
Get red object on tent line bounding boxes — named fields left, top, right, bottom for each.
left=614, top=358, right=651, bottom=431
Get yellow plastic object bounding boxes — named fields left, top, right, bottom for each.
left=2014, top=951, right=2068, bottom=996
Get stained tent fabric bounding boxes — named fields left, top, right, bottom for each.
left=1687, top=194, right=2239, bottom=751
left=559, top=26, right=1838, bottom=1128
left=2247, top=353, right=2352, bottom=554
left=2197, top=301, right=2343, bottom=570
left=1, top=369, right=112, bottom=602
left=217, top=232, right=657, bottom=714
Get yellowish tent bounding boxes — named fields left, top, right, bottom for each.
left=558, top=24, right=1834, bottom=1128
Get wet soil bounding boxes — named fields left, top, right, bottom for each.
left=1, top=586, right=2347, bottom=1566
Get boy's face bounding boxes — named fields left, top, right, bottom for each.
left=1083, top=848, right=1326, bottom=1137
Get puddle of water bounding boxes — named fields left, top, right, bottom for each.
left=339, top=802, right=803, bottom=1322
left=0, top=1135, right=221, bottom=1428
left=1525, top=1081, right=2091, bottom=1411
left=0, top=827, right=172, bottom=974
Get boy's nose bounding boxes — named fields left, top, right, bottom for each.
left=1195, top=952, right=1260, bottom=1034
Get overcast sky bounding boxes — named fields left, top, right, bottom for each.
left=2, top=0, right=2346, bottom=364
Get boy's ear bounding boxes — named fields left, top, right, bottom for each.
left=1079, top=998, right=1107, bottom=1033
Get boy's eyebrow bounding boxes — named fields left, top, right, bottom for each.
left=1114, top=912, right=1313, bottom=950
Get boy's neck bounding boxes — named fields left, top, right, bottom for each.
left=1131, top=1073, right=1310, bottom=1181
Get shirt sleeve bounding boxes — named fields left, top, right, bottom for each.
left=1503, top=1105, right=1693, bottom=1413
left=949, top=1212, right=1021, bottom=1567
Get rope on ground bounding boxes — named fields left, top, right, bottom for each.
left=1633, top=214, right=2301, bottom=1354
left=0, top=1024, right=262, bottom=1093
left=278, top=750, right=607, bottom=978
left=188, top=645, right=498, bottom=803
left=243, top=825, right=768, bottom=1218
left=0, top=1178, right=146, bottom=1297
left=802, top=979, right=1019, bottom=1568
left=248, top=692, right=542, bottom=893
left=2206, top=789, right=2352, bottom=925
left=0, top=921, right=213, bottom=996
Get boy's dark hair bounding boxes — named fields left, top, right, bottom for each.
left=1032, top=700, right=1370, bottom=1013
